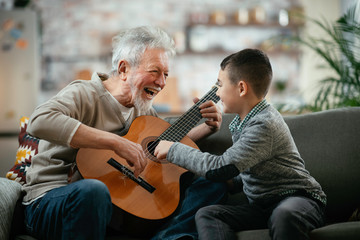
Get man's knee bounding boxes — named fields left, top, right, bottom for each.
left=72, top=179, right=112, bottom=209
left=77, top=179, right=109, bottom=195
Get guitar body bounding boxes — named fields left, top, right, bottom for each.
left=76, top=115, right=199, bottom=220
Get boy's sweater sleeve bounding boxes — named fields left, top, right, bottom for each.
left=166, top=117, right=273, bottom=181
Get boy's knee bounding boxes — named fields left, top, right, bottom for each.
left=195, top=206, right=214, bottom=231
left=195, top=205, right=219, bottom=222
left=195, top=207, right=206, bottom=222
left=271, top=204, right=298, bottom=225
left=269, top=204, right=303, bottom=238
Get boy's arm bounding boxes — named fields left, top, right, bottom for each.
left=156, top=118, right=273, bottom=180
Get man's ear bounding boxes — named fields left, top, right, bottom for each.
left=238, top=80, right=248, bottom=97
left=117, top=60, right=129, bottom=80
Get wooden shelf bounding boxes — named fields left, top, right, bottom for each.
left=179, top=48, right=301, bottom=56
left=183, top=19, right=303, bottom=56
left=186, top=21, right=304, bottom=29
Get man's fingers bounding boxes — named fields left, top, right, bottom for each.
left=131, top=158, right=145, bottom=178
left=130, top=145, right=148, bottom=178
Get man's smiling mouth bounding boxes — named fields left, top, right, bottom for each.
left=144, top=87, right=159, bottom=98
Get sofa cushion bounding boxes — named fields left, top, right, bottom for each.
left=14, top=235, right=38, bottom=240
left=0, top=178, right=22, bottom=240
left=6, top=117, right=39, bottom=185
left=237, top=229, right=270, bottom=239
left=234, top=222, right=360, bottom=240
left=309, top=221, right=360, bottom=240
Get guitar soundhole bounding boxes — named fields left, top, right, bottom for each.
left=142, top=136, right=168, bottom=164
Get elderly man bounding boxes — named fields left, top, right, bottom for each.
left=22, top=26, right=227, bottom=240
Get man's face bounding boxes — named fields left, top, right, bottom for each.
left=127, top=48, right=169, bottom=112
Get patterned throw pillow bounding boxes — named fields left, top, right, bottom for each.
left=6, top=117, right=39, bottom=184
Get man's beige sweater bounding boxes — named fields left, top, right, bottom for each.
left=22, top=73, right=157, bottom=202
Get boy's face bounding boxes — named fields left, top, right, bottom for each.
left=216, top=69, right=242, bottom=114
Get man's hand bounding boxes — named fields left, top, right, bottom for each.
left=70, top=124, right=147, bottom=178
left=112, top=137, right=148, bottom=178
left=194, top=97, right=222, bottom=132
left=154, top=140, right=174, bottom=161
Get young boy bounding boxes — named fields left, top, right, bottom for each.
left=154, top=49, right=326, bottom=239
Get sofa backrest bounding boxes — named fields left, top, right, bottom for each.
left=284, top=107, right=360, bottom=223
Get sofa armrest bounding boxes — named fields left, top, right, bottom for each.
left=0, top=178, right=23, bottom=240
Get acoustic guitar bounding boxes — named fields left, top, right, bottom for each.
left=76, top=86, right=219, bottom=220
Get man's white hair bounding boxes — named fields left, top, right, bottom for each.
left=110, top=26, right=176, bottom=75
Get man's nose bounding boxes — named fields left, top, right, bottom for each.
left=156, top=74, right=166, bottom=89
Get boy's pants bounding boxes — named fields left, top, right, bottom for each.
left=196, top=196, right=325, bottom=240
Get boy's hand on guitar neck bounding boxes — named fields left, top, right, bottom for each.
left=186, top=98, right=222, bottom=143
left=195, top=98, right=222, bottom=132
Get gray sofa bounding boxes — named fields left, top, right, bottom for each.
left=1, top=107, right=360, bottom=240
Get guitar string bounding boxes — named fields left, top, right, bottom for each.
left=143, top=87, right=219, bottom=161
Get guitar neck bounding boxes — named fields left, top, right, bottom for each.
left=159, top=86, right=219, bottom=142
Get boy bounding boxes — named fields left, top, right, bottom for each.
left=154, top=49, right=326, bottom=239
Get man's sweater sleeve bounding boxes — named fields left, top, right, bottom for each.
left=27, top=83, right=89, bottom=147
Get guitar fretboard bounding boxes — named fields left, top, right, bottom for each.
left=159, top=86, right=219, bottom=142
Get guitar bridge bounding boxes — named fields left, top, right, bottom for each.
left=107, top=158, right=155, bottom=193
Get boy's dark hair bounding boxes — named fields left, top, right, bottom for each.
left=220, top=48, right=273, bottom=98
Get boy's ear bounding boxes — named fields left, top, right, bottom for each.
left=238, top=80, right=248, bottom=97
left=117, top=60, right=129, bottom=81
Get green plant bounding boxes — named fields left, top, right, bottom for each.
left=293, top=6, right=360, bottom=111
